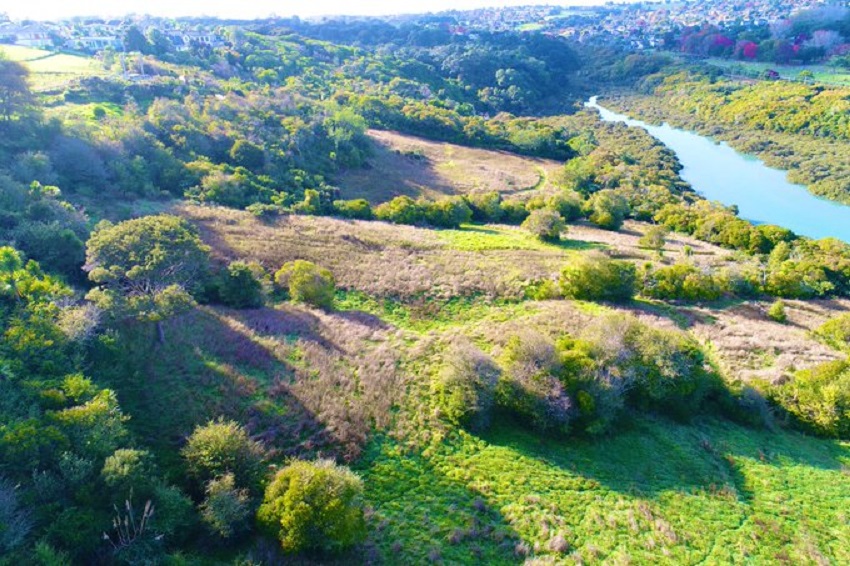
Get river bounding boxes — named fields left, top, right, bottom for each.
left=586, top=96, right=850, bottom=242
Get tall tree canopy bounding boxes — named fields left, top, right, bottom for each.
left=84, top=215, right=209, bottom=339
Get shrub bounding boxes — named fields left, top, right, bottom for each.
left=767, top=300, right=787, bottom=323
left=200, top=473, right=251, bottom=539
left=770, top=360, right=850, bottom=439
left=582, top=314, right=718, bottom=419
left=813, top=312, right=850, bottom=352
left=229, top=140, right=265, bottom=170
left=12, top=221, right=85, bottom=279
left=585, top=189, right=629, bottom=230
left=557, top=338, right=624, bottom=436
left=374, top=196, right=426, bottom=225
left=640, top=262, right=725, bottom=301
left=559, top=252, right=636, bottom=302
left=216, top=261, right=265, bottom=309
left=431, top=341, right=501, bottom=431
left=547, top=190, right=583, bottom=221
left=465, top=191, right=503, bottom=222
left=101, top=448, right=157, bottom=497
left=496, top=332, right=573, bottom=434
left=256, top=459, right=366, bottom=554
left=274, top=260, right=336, bottom=310
left=522, top=209, right=566, bottom=241
left=499, top=199, right=530, bottom=224
left=638, top=225, right=668, bottom=254
left=333, top=199, right=374, bottom=220
left=425, top=196, right=473, bottom=228
left=182, top=419, right=267, bottom=492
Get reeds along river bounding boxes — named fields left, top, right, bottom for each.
left=586, top=96, right=850, bottom=243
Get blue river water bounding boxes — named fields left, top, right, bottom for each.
left=586, top=96, right=850, bottom=242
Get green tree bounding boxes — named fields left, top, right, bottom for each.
left=84, top=215, right=210, bottom=342
left=767, top=299, right=787, bottom=323
left=586, top=190, right=629, bottom=231
left=216, top=261, right=265, bottom=309
left=638, top=225, right=668, bottom=255
left=522, top=209, right=566, bottom=241
left=274, top=260, right=336, bottom=309
left=0, top=56, right=35, bottom=122
left=560, top=252, right=636, bottom=302
left=256, top=459, right=366, bottom=553
left=229, top=140, right=265, bottom=170
left=200, top=473, right=251, bottom=539
left=181, top=419, right=267, bottom=492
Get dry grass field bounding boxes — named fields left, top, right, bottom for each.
left=335, top=130, right=563, bottom=202
left=176, top=203, right=846, bottom=387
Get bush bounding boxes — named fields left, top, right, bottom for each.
left=496, top=332, right=573, bottom=434
left=182, top=419, right=267, bottom=492
left=431, top=341, right=500, bottom=431
left=770, top=360, right=850, bottom=439
left=274, top=260, right=335, bottom=310
left=216, top=261, right=265, bottom=309
left=229, top=140, right=265, bottom=170
left=499, top=199, right=530, bottom=224
left=557, top=338, right=624, bottom=436
left=425, top=196, right=473, bottom=228
left=465, top=191, right=503, bottom=222
left=767, top=300, right=787, bottom=323
left=638, top=225, right=668, bottom=254
left=374, top=196, right=426, bottom=225
left=550, top=190, right=584, bottom=221
left=559, top=252, right=636, bottom=302
left=582, top=314, right=718, bottom=419
left=101, top=448, right=157, bottom=498
left=585, top=189, right=629, bottom=230
left=521, top=209, right=566, bottom=241
left=200, top=473, right=251, bottom=539
left=813, top=312, right=850, bottom=351
left=256, top=459, right=366, bottom=554
left=333, top=199, right=374, bottom=220
left=640, top=262, right=725, bottom=301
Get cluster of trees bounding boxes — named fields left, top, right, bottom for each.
left=676, top=6, right=850, bottom=65
left=0, top=211, right=354, bottom=562
left=433, top=314, right=728, bottom=438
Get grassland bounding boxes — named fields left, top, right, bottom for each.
left=103, top=198, right=850, bottom=563
left=85, top=126, right=850, bottom=563
left=361, top=418, right=850, bottom=564
left=704, top=57, right=850, bottom=87
left=1, top=44, right=107, bottom=90
left=335, top=130, right=563, bottom=202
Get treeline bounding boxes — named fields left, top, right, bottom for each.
left=675, top=6, right=850, bottom=65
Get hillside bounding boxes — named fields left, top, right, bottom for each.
left=336, top=130, right=563, bottom=202
left=2, top=18, right=850, bottom=566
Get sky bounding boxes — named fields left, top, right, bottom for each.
left=3, top=0, right=633, bottom=21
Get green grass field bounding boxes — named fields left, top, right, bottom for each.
left=703, top=57, right=850, bottom=87
left=360, top=417, right=850, bottom=564
left=1, top=44, right=107, bottom=90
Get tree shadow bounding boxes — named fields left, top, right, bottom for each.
left=478, top=413, right=848, bottom=508
left=353, top=437, right=524, bottom=564
left=92, top=305, right=376, bottom=470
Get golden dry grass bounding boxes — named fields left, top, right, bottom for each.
left=336, top=129, right=563, bottom=203
left=179, top=203, right=577, bottom=299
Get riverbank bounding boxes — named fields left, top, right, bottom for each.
left=587, top=96, right=850, bottom=243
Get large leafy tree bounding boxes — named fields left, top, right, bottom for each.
left=0, top=56, right=34, bottom=122
left=84, top=215, right=209, bottom=342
